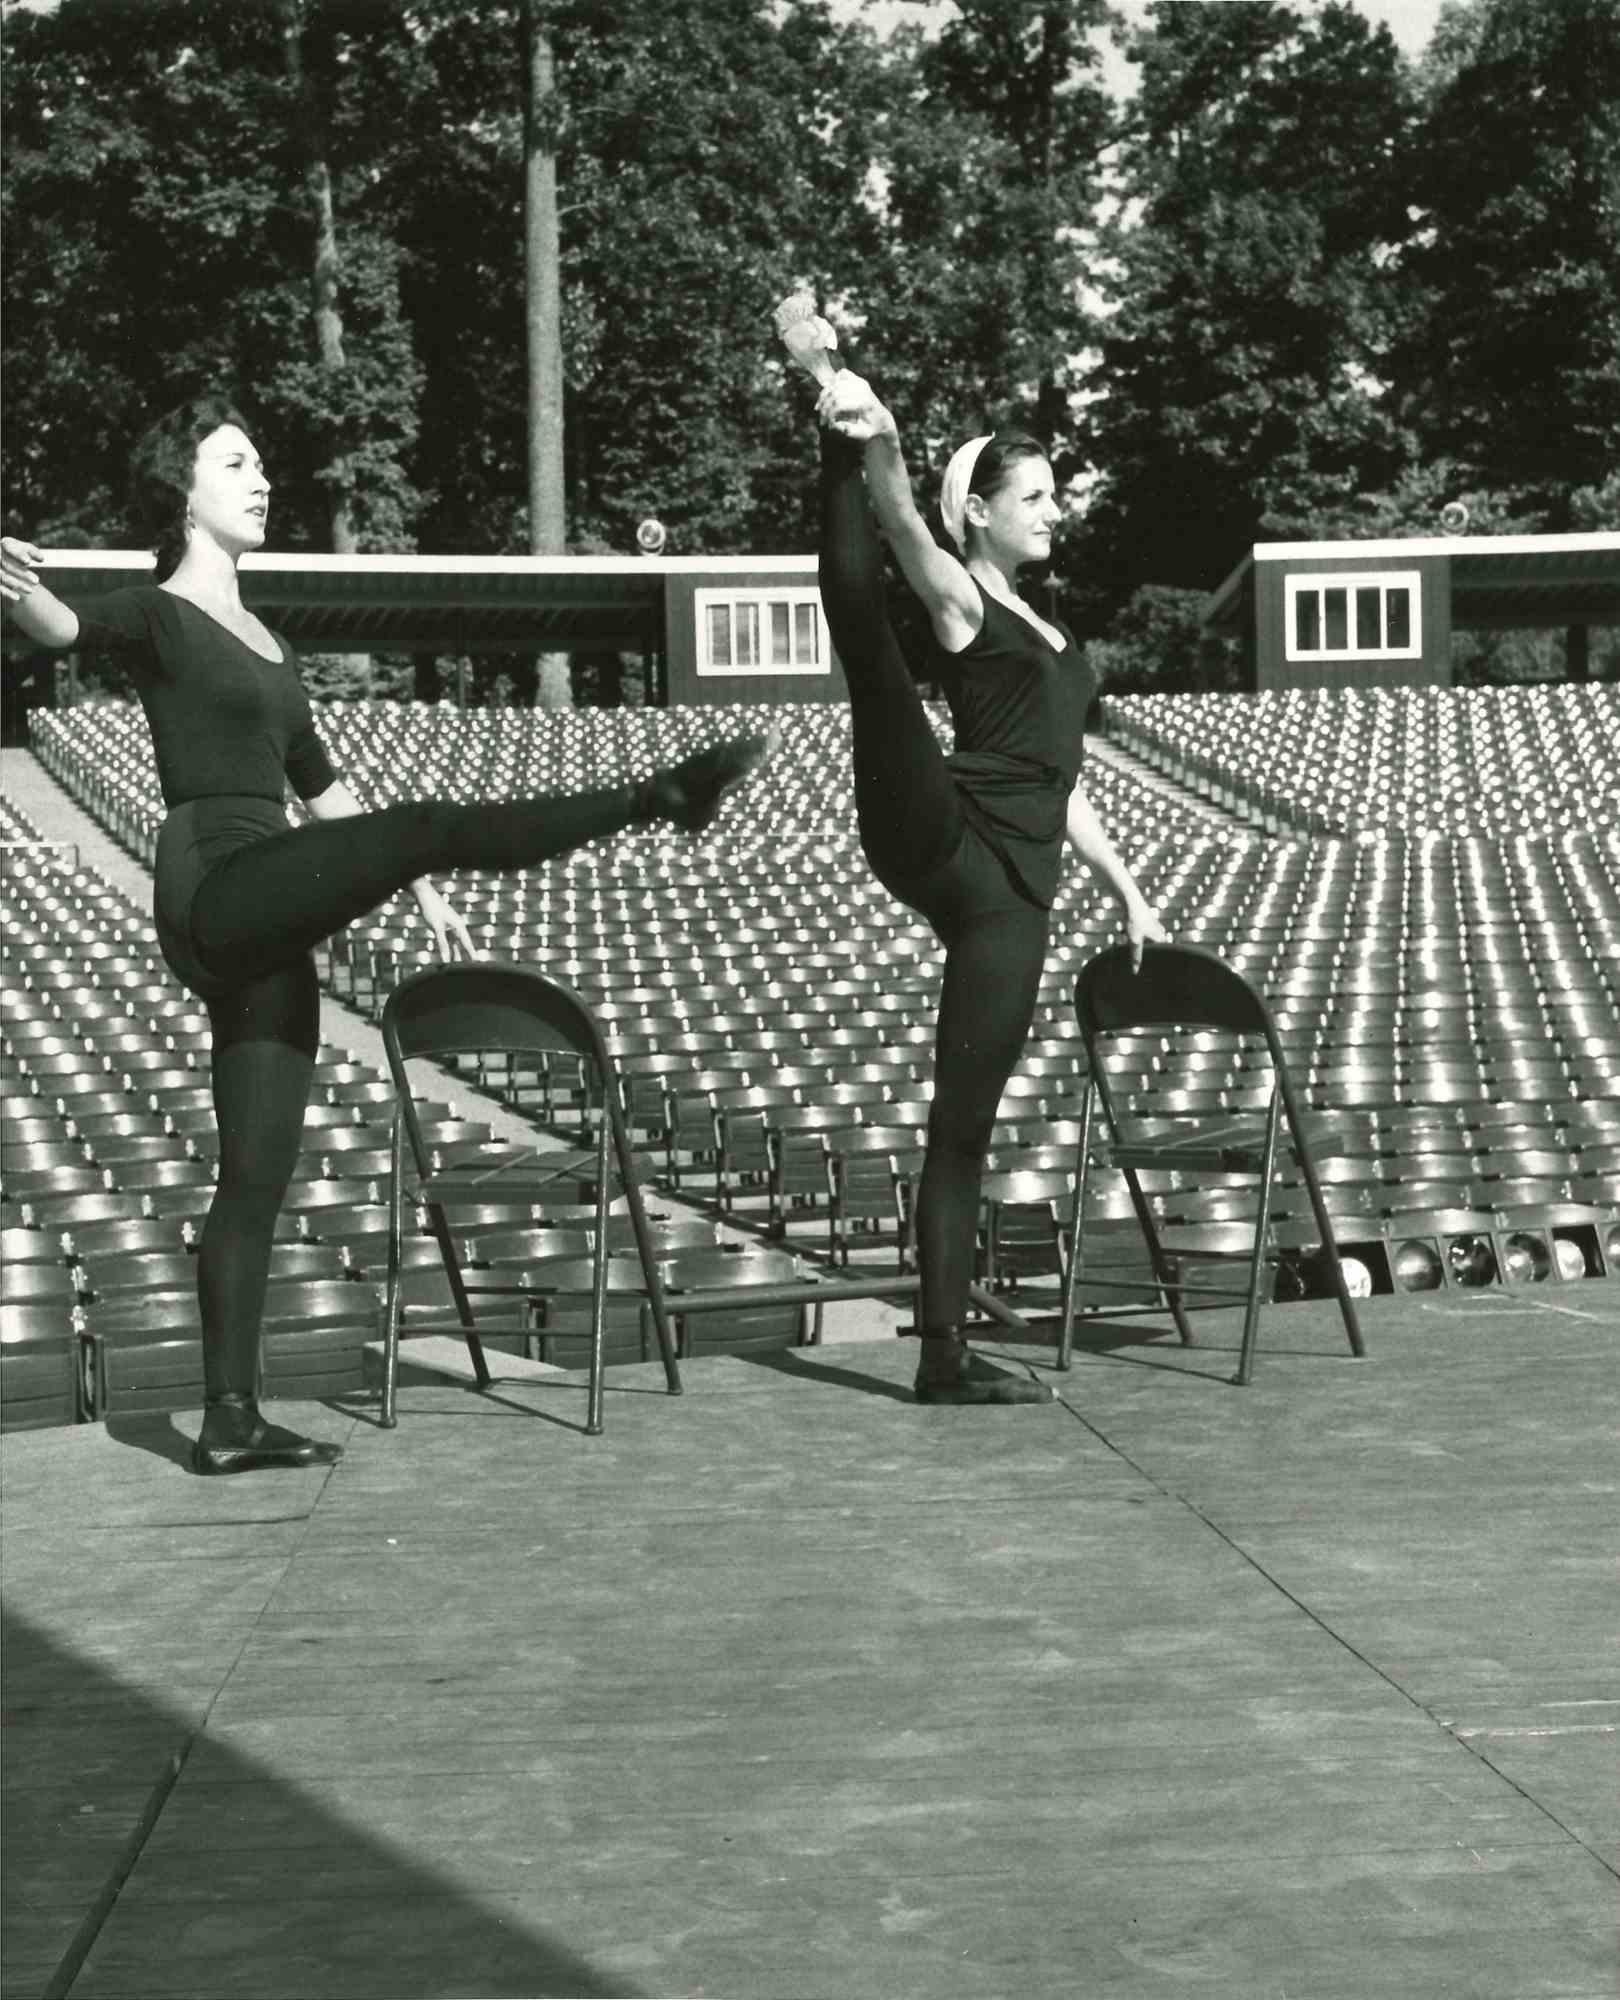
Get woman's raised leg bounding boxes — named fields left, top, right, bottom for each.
left=817, top=429, right=966, bottom=894
left=187, top=738, right=770, bottom=987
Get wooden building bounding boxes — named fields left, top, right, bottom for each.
left=30, top=550, right=847, bottom=708
left=1205, top=532, right=1620, bottom=690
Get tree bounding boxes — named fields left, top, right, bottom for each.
left=1391, top=0, right=1620, bottom=531
left=1075, top=1, right=1414, bottom=633
left=846, top=0, right=1115, bottom=486
left=1, top=0, right=424, bottom=567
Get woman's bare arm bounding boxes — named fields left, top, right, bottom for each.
left=1, top=538, right=81, bottom=649
left=815, top=377, right=981, bottom=652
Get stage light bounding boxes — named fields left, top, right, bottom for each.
left=1553, top=1237, right=1588, bottom=1281
left=1447, top=1234, right=1498, bottom=1287
left=1338, top=1255, right=1373, bottom=1299
left=1500, top=1232, right=1551, bottom=1284
left=1393, top=1239, right=1444, bottom=1291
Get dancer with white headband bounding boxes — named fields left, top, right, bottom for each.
left=775, top=297, right=1166, bottom=1403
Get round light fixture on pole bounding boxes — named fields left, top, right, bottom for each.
left=635, top=517, right=667, bottom=556
left=1439, top=500, right=1469, bottom=535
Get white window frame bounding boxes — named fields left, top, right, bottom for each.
left=695, top=587, right=830, bottom=677
left=1284, top=569, right=1423, bottom=662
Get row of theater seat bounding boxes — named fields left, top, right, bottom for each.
left=1106, top=682, right=1619, bottom=839
left=9, top=689, right=1620, bottom=1431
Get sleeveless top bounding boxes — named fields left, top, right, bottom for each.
left=932, top=583, right=1097, bottom=908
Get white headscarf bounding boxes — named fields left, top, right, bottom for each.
left=938, top=435, right=993, bottom=552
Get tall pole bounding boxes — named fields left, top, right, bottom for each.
left=524, top=0, right=571, bottom=708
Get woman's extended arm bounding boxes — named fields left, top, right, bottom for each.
left=1, top=539, right=82, bottom=649
left=1065, top=780, right=1168, bottom=972
left=304, top=780, right=476, bottom=962
left=815, top=378, right=981, bottom=651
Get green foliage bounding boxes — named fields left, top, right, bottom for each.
left=1391, top=0, right=1620, bottom=528
left=847, top=0, right=1114, bottom=474
left=1073, top=0, right=1414, bottom=626
left=1, top=0, right=1614, bottom=706
left=1084, top=582, right=1241, bottom=696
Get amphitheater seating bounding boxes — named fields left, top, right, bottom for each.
left=1107, top=683, right=1619, bottom=839
left=6, top=681, right=1617, bottom=1436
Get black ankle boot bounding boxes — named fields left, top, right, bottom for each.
left=912, top=1325, right=1054, bottom=1406
left=635, top=732, right=777, bottom=832
left=191, top=1393, right=344, bottom=1476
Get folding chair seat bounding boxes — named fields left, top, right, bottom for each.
left=1, top=1224, right=68, bottom=1268
left=80, top=1242, right=348, bottom=1302
left=659, top=1084, right=723, bottom=1190
left=84, top=1277, right=376, bottom=1416
left=2, top=1259, right=84, bottom=1308
left=459, top=1224, right=597, bottom=1270
left=656, top=1247, right=818, bottom=1357
left=0, top=1300, right=85, bottom=1429
left=764, top=1123, right=837, bottom=1252
left=3, top=1159, right=107, bottom=1202
left=1059, top=943, right=1366, bottom=1384
left=287, top=1146, right=397, bottom=1187
left=979, top=1168, right=1075, bottom=1297
left=60, top=1216, right=194, bottom=1261
left=822, top=1128, right=922, bottom=1271
left=378, top=961, right=680, bottom=1435
left=108, top=1157, right=218, bottom=1198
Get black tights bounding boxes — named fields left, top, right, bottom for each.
left=818, top=434, right=1050, bottom=1328
left=188, top=786, right=644, bottom=1402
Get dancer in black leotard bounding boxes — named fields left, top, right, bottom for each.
left=1, top=395, right=772, bottom=1473
left=776, top=299, right=1167, bottom=1404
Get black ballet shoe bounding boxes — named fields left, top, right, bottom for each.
left=912, top=1328, right=1054, bottom=1407
left=191, top=1394, right=344, bottom=1476
left=638, top=732, right=778, bottom=833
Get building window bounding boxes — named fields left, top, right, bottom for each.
left=1285, top=571, right=1422, bottom=662
left=696, top=588, right=829, bottom=676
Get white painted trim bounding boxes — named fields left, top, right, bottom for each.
left=1284, top=570, right=1423, bottom=662
left=38, top=548, right=822, bottom=579
left=694, top=586, right=831, bottom=678
left=1255, top=532, right=1620, bottom=562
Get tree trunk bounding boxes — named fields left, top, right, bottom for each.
left=524, top=0, right=571, bottom=710
left=278, top=0, right=355, bottom=556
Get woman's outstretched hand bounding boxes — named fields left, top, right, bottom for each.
left=0, top=536, right=46, bottom=605
left=1122, top=892, right=1169, bottom=974
left=815, top=371, right=898, bottom=446
left=411, top=879, right=478, bottom=962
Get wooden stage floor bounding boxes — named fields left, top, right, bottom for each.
left=4, top=1290, right=1617, bottom=2000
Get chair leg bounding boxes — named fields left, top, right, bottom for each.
left=1124, top=1167, right=1198, bottom=1348
left=381, top=1109, right=405, bottom=1428
left=1057, top=1084, right=1094, bottom=1369
left=611, top=1093, right=683, bottom=1395
left=586, top=1116, right=610, bottom=1436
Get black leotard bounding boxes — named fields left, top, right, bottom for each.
left=933, top=585, right=1096, bottom=908
left=68, top=586, right=339, bottom=997
left=70, top=586, right=335, bottom=805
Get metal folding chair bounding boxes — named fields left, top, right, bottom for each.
left=1058, top=943, right=1367, bottom=1386
left=378, top=960, right=682, bottom=1435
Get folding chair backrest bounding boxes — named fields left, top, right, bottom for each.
left=384, top=960, right=605, bottom=1071
left=1076, top=943, right=1270, bottom=1044
left=382, top=961, right=613, bottom=1177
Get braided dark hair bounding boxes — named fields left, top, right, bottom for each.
left=128, top=393, right=252, bottom=579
